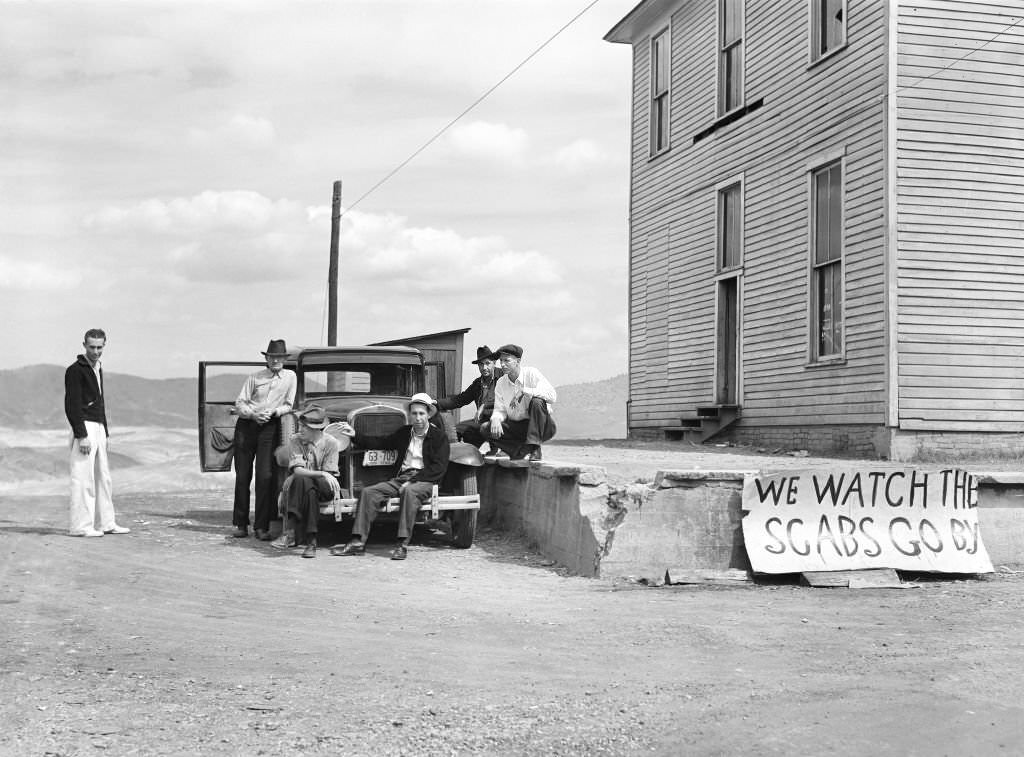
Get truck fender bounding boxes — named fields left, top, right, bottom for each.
left=449, top=441, right=485, bottom=467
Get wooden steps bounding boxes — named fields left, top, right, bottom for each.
left=662, top=404, right=740, bottom=443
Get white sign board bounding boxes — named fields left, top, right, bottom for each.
left=741, top=468, right=993, bottom=574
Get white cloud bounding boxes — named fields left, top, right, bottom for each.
left=338, top=208, right=563, bottom=298
left=553, top=138, right=609, bottom=171
left=85, top=190, right=304, bottom=235
left=444, top=121, right=529, bottom=165
left=0, top=255, right=80, bottom=291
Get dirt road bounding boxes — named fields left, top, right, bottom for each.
left=2, top=487, right=1023, bottom=756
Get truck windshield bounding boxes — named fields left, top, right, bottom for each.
left=301, top=364, right=419, bottom=397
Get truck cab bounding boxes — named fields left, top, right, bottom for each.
left=198, top=343, right=482, bottom=547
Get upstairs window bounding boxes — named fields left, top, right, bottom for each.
left=810, top=161, right=843, bottom=359
left=718, top=0, right=743, bottom=115
left=718, top=182, right=743, bottom=271
left=650, top=28, right=670, bottom=155
left=811, top=0, right=846, bottom=60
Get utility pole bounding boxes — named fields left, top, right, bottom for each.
left=327, top=180, right=342, bottom=346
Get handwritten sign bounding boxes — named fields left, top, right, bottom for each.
left=741, top=468, right=993, bottom=574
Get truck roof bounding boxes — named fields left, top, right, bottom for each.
left=290, top=345, right=423, bottom=366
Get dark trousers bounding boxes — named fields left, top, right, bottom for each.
left=285, top=475, right=333, bottom=545
left=483, top=397, right=556, bottom=457
left=232, top=417, right=280, bottom=530
left=352, top=478, right=435, bottom=543
left=455, top=418, right=488, bottom=447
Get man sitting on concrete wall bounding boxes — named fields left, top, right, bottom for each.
left=483, top=344, right=557, bottom=461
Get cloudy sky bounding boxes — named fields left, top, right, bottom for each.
left=1, top=0, right=636, bottom=388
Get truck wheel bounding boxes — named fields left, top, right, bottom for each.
left=450, top=467, right=477, bottom=549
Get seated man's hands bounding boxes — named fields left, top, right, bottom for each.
left=489, top=416, right=504, bottom=438
left=322, top=471, right=342, bottom=499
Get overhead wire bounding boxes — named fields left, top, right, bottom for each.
left=339, top=0, right=604, bottom=219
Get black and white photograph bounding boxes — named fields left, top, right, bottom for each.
left=2, top=1, right=1023, bottom=754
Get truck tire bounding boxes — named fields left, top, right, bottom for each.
left=450, top=466, right=478, bottom=549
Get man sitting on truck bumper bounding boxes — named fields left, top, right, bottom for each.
left=331, top=392, right=450, bottom=561
left=273, top=405, right=341, bottom=558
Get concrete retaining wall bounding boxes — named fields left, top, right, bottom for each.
left=479, top=461, right=1024, bottom=580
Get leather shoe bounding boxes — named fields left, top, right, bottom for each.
left=104, top=525, right=131, bottom=534
left=231, top=526, right=248, bottom=538
left=390, top=544, right=408, bottom=561
left=330, top=542, right=365, bottom=556
left=255, top=529, right=272, bottom=541
left=301, top=543, right=317, bottom=559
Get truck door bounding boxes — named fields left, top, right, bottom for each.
left=198, top=361, right=263, bottom=472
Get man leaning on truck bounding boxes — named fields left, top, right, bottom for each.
left=231, top=339, right=296, bottom=540
left=331, top=392, right=449, bottom=561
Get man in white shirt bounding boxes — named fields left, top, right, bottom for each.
left=232, top=339, right=297, bottom=540
left=484, top=344, right=557, bottom=461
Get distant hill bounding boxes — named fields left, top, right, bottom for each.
left=0, top=366, right=627, bottom=439
left=551, top=373, right=627, bottom=439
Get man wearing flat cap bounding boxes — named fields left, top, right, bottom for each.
left=272, top=405, right=342, bottom=558
left=232, top=339, right=297, bottom=540
left=332, top=392, right=449, bottom=561
left=484, top=344, right=557, bottom=461
left=435, top=345, right=498, bottom=448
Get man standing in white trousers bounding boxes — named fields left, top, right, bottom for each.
left=64, top=328, right=129, bottom=537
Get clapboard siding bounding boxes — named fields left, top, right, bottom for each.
left=622, top=0, right=891, bottom=431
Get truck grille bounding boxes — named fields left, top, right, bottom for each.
left=353, top=407, right=406, bottom=438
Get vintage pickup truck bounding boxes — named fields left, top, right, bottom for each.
left=198, top=345, right=482, bottom=547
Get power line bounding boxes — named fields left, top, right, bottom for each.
left=340, top=0, right=604, bottom=218
left=894, top=13, right=1023, bottom=95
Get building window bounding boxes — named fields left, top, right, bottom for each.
left=650, top=28, right=670, bottom=155
left=718, top=182, right=742, bottom=270
left=718, top=0, right=743, bottom=115
left=811, top=0, right=846, bottom=60
left=811, top=161, right=843, bottom=359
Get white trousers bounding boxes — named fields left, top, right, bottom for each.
left=69, top=421, right=116, bottom=533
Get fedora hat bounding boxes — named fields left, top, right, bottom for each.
left=261, top=339, right=289, bottom=357
left=408, top=392, right=438, bottom=418
left=471, top=345, right=493, bottom=364
left=297, top=405, right=328, bottom=429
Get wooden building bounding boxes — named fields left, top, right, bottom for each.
left=605, top=0, right=1024, bottom=460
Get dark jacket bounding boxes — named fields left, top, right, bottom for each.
left=436, top=375, right=496, bottom=420
left=355, top=422, right=450, bottom=485
left=64, top=355, right=107, bottom=438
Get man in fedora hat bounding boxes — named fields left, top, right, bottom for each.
left=435, top=345, right=498, bottom=447
left=272, top=405, right=342, bottom=558
left=331, top=392, right=449, bottom=561
left=484, top=344, right=557, bottom=461
left=232, top=339, right=297, bottom=540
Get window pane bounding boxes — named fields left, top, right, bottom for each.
left=825, top=0, right=845, bottom=51
left=813, top=162, right=841, bottom=264
left=720, top=184, right=741, bottom=268
left=722, top=44, right=743, bottom=112
left=828, top=164, right=842, bottom=260
left=652, top=95, right=668, bottom=153
left=653, top=33, right=668, bottom=93
left=721, top=0, right=742, bottom=46
left=815, top=260, right=843, bottom=357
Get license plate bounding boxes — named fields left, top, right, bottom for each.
left=362, top=449, right=397, bottom=467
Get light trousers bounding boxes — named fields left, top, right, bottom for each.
left=69, top=420, right=116, bottom=533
